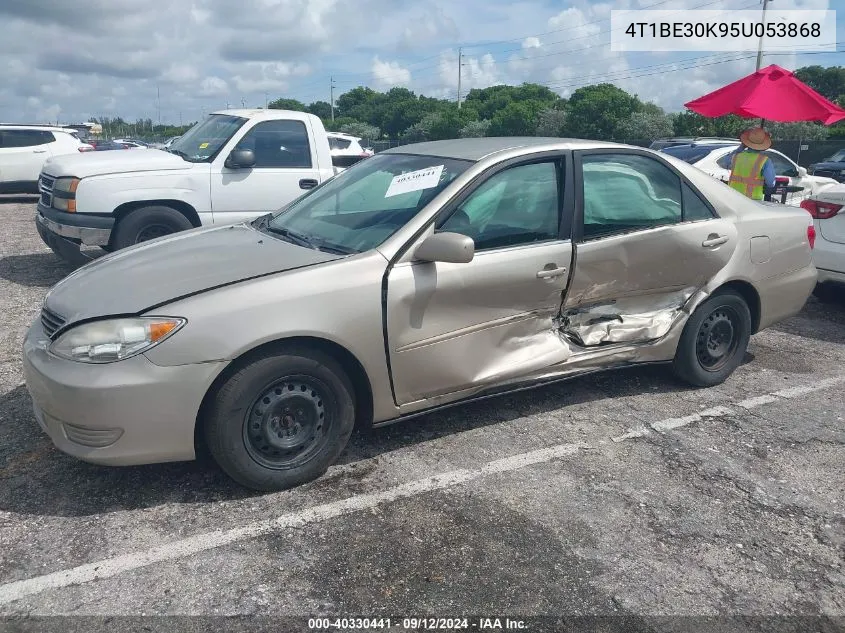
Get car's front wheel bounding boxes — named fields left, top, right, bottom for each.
left=204, top=346, right=356, bottom=491
left=111, top=205, right=193, bottom=250
left=672, top=290, right=752, bottom=387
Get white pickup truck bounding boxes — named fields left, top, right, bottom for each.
left=35, top=109, right=339, bottom=263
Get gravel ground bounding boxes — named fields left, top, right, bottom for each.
left=0, top=196, right=843, bottom=633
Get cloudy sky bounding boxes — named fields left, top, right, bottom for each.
left=0, top=0, right=842, bottom=126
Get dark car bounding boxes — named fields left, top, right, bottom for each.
left=86, top=139, right=130, bottom=151
left=809, top=149, right=845, bottom=183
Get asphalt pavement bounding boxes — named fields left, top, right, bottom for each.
left=0, top=196, right=843, bottom=633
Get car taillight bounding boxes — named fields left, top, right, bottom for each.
left=800, top=198, right=843, bottom=219
left=807, top=224, right=816, bottom=249
left=78, top=146, right=94, bottom=152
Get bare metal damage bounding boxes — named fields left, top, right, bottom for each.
left=558, top=287, right=700, bottom=347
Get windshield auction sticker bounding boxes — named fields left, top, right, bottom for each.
left=610, top=9, right=836, bottom=52
left=385, top=165, right=445, bottom=198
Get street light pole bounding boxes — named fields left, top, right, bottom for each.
left=457, top=47, right=462, bottom=109
left=755, top=0, right=770, bottom=71
left=330, top=76, right=336, bottom=122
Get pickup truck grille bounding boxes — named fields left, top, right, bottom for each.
left=40, top=307, right=66, bottom=338
left=39, top=174, right=55, bottom=208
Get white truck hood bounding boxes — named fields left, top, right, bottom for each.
left=41, top=149, right=192, bottom=178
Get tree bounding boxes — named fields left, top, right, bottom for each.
left=339, top=122, right=380, bottom=141
left=306, top=101, right=332, bottom=120
left=565, top=84, right=641, bottom=140
left=794, top=65, right=845, bottom=101
left=673, top=111, right=716, bottom=136
left=268, top=98, right=306, bottom=111
left=460, top=119, right=491, bottom=138
left=427, top=107, right=464, bottom=140
left=489, top=101, right=544, bottom=136
left=535, top=108, right=567, bottom=137
left=615, top=111, right=674, bottom=140
left=767, top=121, right=829, bottom=141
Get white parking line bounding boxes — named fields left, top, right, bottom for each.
left=1, top=375, right=843, bottom=607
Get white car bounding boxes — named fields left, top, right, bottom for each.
left=661, top=142, right=839, bottom=206
left=112, top=139, right=149, bottom=150
left=0, top=125, right=93, bottom=194
left=327, top=132, right=374, bottom=168
left=800, top=185, right=845, bottom=300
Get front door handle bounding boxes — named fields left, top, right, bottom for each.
left=299, top=178, right=318, bottom=190
left=702, top=235, right=729, bottom=247
left=536, top=266, right=567, bottom=279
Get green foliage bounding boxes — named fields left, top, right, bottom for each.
left=306, top=101, right=333, bottom=119
left=460, top=119, right=491, bottom=138
left=489, top=101, right=545, bottom=136
left=565, top=84, right=642, bottom=140
left=267, top=98, right=306, bottom=111
left=767, top=121, right=829, bottom=141
left=323, top=116, right=359, bottom=132
left=534, top=108, right=567, bottom=137
left=615, top=111, right=674, bottom=140
left=794, top=65, right=845, bottom=101
left=338, top=122, right=380, bottom=140
left=672, top=111, right=716, bottom=136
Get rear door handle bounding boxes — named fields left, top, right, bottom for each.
left=702, top=235, right=729, bottom=247
left=299, top=178, right=318, bottom=190
left=536, top=266, right=567, bottom=279
left=33, top=150, right=47, bottom=154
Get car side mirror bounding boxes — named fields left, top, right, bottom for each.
left=796, top=166, right=807, bottom=177
left=225, top=148, right=256, bottom=169
left=414, top=232, right=474, bottom=264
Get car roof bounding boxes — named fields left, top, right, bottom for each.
left=383, top=137, right=624, bottom=161
left=0, top=124, right=73, bottom=132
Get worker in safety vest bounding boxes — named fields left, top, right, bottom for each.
left=727, top=127, right=776, bottom=201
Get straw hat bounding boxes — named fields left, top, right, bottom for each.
left=739, top=127, right=772, bottom=151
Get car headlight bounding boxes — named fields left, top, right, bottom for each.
left=51, top=177, right=79, bottom=212
left=49, top=317, right=186, bottom=363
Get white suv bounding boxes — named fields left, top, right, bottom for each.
left=800, top=185, right=845, bottom=300
left=327, top=132, right=374, bottom=168
left=0, top=125, right=92, bottom=194
left=661, top=142, right=839, bottom=206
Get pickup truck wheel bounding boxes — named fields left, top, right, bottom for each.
left=672, top=290, right=751, bottom=388
left=204, top=346, right=356, bottom=492
left=111, top=205, right=193, bottom=249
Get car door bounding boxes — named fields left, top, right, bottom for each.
left=210, top=119, right=324, bottom=224
left=0, top=130, right=51, bottom=186
left=561, top=150, right=738, bottom=346
left=386, top=156, right=574, bottom=407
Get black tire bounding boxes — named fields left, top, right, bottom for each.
left=672, top=290, right=752, bottom=388
left=812, top=283, right=840, bottom=304
left=203, top=346, right=356, bottom=491
left=111, top=205, right=193, bottom=250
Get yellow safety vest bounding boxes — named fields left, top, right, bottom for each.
left=728, top=151, right=768, bottom=201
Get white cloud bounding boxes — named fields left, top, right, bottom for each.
left=522, top=37, right=542, bottom=49
left=400, top=5, right=459, bottom=49
left=371, top=57, right=411, bottom=89
left=198, top=76, right=229, bottom=97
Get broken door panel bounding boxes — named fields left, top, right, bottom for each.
left=562, top=219, right=738, bottom=346
left=386, top=241, right=574, bottom=405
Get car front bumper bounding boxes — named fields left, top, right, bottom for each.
left=22, top=317, right=226, bottom=466
left=35, top=202, right=114, bottom=247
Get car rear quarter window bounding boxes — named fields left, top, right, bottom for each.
left=329, top=137, right=352, bottom=150
left=681, top=182, right=715, bottom=221
left=236, top=120, right=312, bottom=168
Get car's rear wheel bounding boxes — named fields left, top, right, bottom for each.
left=204, top=346, right=356, bottom=491
left=111, top=205, right=193, bottom=250
left=672, top=290, right=751, bottom=387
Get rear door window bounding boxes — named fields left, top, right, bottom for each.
left=0, top=130, right=53, bottom=147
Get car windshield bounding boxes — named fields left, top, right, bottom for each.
left=825, top=150, right=845, bottom=162
left=168, top=114, right=246, bottom=162
left=260, top=153, right=472, bottom=254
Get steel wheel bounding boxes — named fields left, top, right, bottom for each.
left=695, top=306, right=741, bottom=372
left=135, top=224, right=172, bottom=243
left=242, top=375, right=331, bottom=470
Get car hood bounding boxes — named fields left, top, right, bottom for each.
left=44, top=223, right=343, bottom=325
left=41, top=148, right=192, bottom=178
